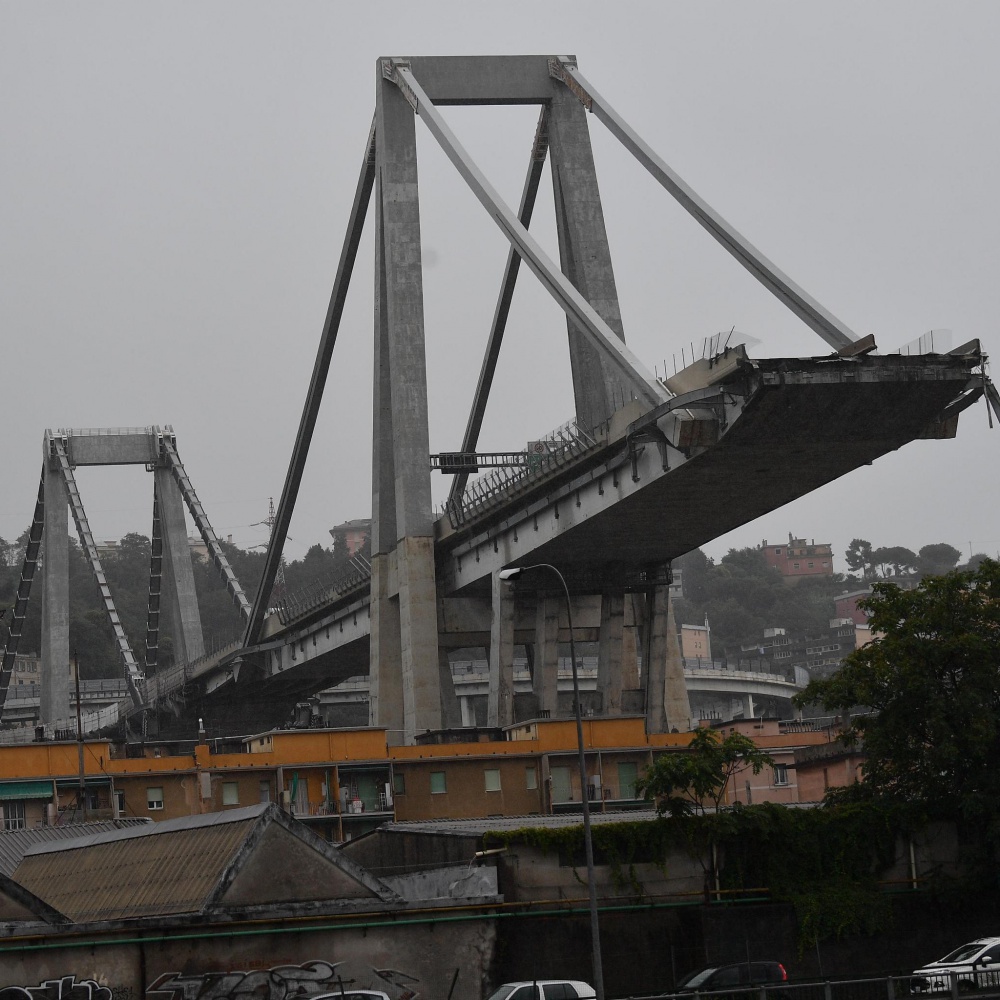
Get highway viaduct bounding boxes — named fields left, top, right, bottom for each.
left=1, top=56, right=994, bottom=746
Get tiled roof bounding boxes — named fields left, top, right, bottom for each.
left=0, top=818, right=152, bottom=877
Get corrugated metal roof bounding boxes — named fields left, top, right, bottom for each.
left=14, top=816, right=256, bottom=922
left=23, top=802, right=269, bottom=857
left=0, top=819, right=151, bottom=877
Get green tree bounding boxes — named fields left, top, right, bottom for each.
left=845, top=538, right=874, bottom=579
left=635, top=727, right=774, bottom=817
left=917, top=542, right=962, bottom=576
left=796, top=560, right=1000, bottom=829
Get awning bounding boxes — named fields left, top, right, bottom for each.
left=0, top=780, right=55, bottom=801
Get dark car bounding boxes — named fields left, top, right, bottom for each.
left=673, top=962, right=788, bottom=994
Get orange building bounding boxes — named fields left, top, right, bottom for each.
left=0, top=716, right=859, bottom=839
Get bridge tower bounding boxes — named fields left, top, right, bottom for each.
left=365, top=57, right=687, bottom=741
left=0, top=427, right=250, bottom=724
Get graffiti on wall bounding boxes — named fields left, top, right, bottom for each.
left=0, top=977, right=113, bottom=1000
left=147, top=961, right=419, bottom=1000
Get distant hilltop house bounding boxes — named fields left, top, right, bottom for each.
left=329, top=518, right=371, bottom=558
left=762, top=533, right=834, bottom=581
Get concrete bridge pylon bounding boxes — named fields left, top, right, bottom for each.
left=0, top=427, right=251, bottom=725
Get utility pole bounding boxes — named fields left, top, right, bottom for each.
left=74, top=651, right=86, bottom=820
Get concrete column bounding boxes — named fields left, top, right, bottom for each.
left=596, top=591, right=625, bottom=715
left=373, top=70, right=441, bottom=741
left=40, top=463, right=70, bottom=723
left=487, top=573, right=515, bottom=728
left=397, top=537, right=441, bottom=741
left=532, top=595, right=560, bottom=717
left=645, top=585, right=692, bottom=734
left=154, top=470, right=204, bottom=665
left=438, top=647, right=462, bottom=730
left=368, top=553, right=403, bottom=739
left=547, top=82, right=629, bottom=433
left=369, top=173, right=404, bottom=736
left=621, top=593, right=641, bottom=690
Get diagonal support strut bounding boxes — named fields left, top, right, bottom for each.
left=548, top=57, right=858, bottom=353
left=244, top=117, right=378, bottom=647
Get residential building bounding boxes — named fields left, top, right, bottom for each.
left=762, top=533, right=834, bottom=580
left=329, top=518, right=371, bottom=558
left=0, top=717, right=856, bottom=842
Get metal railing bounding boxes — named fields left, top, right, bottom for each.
left=441, top=419, right=598, bottom=528
left=622, top=973, right=998, bottom=1000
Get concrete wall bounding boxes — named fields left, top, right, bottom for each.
left=0, top=917, right=496, bottom=1000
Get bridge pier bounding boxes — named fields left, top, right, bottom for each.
left=154, top=468, right=205, bottom=666
left=531, top=595, right=561, bottom=717
left=368, top=72, right=442, bottom=743
left=40, top=462, right=70, bottom=723
left=597, top=591, right=625, bottom=715
left=643, top=586, right=692, bottom=733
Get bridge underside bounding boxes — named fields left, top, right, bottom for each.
left=141, top=349, right=981, bottom=740
left=438, top=352, right=980, bottom=594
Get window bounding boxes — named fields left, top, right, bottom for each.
left=2, top=801, right=26, bottom=831
left=392, top=771, right=406, bottom=796
left=773, top=764, right=789, bottom=786
left=484, top=768, right=501, bottom=792
left=146, top=786, right=164, bottom=811
left=259, top=781, right=270, bottom=803
left=807, top=561, right=814, bottom=568
left=793, top=562, right=800, bottom=569
left=525, top=767, right=537, bottom=790
left=430, top=771, right=447, bottom=794
left=222, top=782, right=239, bottom=806
left=115, top=790, right=125, bottom=815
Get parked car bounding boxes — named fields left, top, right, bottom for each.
left=911, top=938, right=1000, bottom=993
left=672, top=962, right=788, bottom=994
left=485, top=982, right=596, bottom=1000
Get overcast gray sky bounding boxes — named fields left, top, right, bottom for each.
left=2, top=1, right=997, bottom=575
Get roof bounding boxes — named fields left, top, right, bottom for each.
left=382, top=810, right=660, bottom=838
left=0, top=818, right=152, bottom=877
left=13, top=803, right=399, bottom=923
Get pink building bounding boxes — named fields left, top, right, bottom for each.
left=762, top=533, right=834, bottom=580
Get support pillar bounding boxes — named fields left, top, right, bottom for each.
left=621, top=593, right=641, bottom=690
left=548, top=82, right=629, bottom=433
left=40, top=463, right=70, bottom=723
left=645, top=585, right=692, bottom=734
left=596, top=591, right=625, bottom=715
left=532, top=595, right=560, bottom=717
left=154, top=470, right=205, bottom=666
left=368, top=553, right=403, bottom=738
left=368, top=73, right=441, bottom=741
left=487, top=572, right=515, bottom=728
left=438, top=646, right=462, bottom=730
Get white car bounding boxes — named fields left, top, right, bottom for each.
left=911, top=938, right=1000, bottom=993
left=485, top=983, right=596, bottom=1000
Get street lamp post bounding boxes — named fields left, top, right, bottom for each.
left=498, top=564, right=605, bottom=1000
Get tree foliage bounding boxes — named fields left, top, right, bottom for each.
left=635, top=727, right=775, bottom=816
left=797, top=560, right=1000, bottom=829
